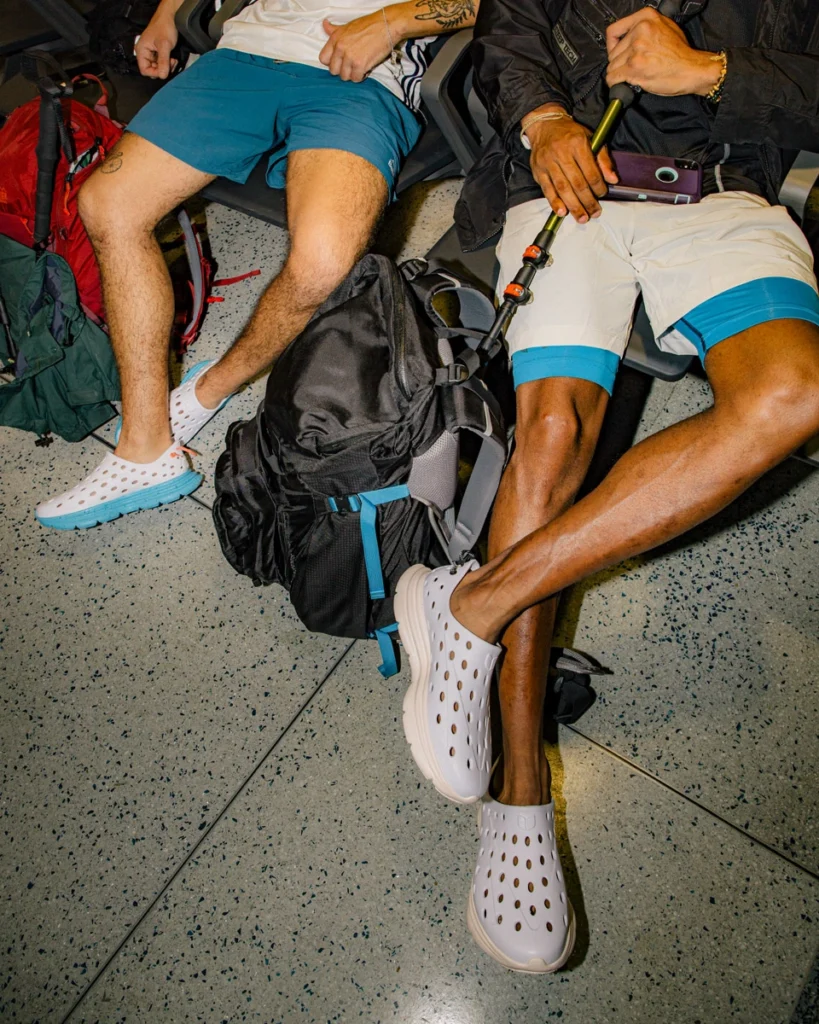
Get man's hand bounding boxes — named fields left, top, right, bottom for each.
left=605, top=8, right=722, bottom=96
left=525, top=107, right=618, bottom=222
left=319, top=12, right=393, bottom=82
left=135, top=11, right=179, bottom=78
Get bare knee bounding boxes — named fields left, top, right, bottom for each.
left=78, top=171, right=156, bottom=244
left=721, top=356, right=819, bottom=461
left=507, top=379, right=608, bottom=510
left=283, top=237, right=361, bottom=310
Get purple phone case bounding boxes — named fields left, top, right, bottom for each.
left=608, top=151, right=702, bottom=204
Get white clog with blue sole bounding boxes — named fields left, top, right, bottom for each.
left=113, top=360, right=232, bottom=447
left=35, top=443, right=202, bottom=530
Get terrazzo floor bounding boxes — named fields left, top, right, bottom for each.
left=1, top=179, right=817, bottom=1024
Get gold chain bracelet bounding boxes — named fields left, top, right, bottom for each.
left=706, top=49, right=728, bottom=103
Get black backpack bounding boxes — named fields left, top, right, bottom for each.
left=212, top=254, right=510, bottom=675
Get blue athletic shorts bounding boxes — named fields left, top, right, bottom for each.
left=127, top=48, right=421, bottom=192
left=498, top=193, right=819, bottom=395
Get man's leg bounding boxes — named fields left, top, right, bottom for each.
left=78, top=134, right=215, bottom=462
left=489, top=378, right=609, bottom=809
left=194, top=149, right=388, bottom=411
left=452, top=319, right=819, bottom=641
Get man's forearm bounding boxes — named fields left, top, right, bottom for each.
left=153, top=0, right=187, bottom=21
left=388, top=0, right=477, bottom=41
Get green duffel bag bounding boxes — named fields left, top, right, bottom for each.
left=0, top=234, right=120, bottom=442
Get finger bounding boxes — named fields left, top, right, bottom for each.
left=606, top=31, right=634, bottom=64
left=534, top=170, right=567, bottom=218
left=136, top=50, right=155, bottom=76
left=605, top=52, right=631, bottom=88
left=319, top=36, right=334, bottom=64
left=605, top=8, right=653, bottom=53
left=569, top=156, right=605, bottom=217
left=155, top=39, right=172, bottom=79
left=573, top=141, right=608, bottom=198
left=329, top=48, right=344, bottom=76
left=597, top=144, right=619, bottom=184
left=340, top=58, right=356, bottom=82
left=546, top=163, right=591, bottom=223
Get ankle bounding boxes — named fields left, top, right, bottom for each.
left=496, top=754, right=552, bottom=807
left=114, top=430, right=173, bottom=464
left=450, top=569, right=502, bottom=644
left=194, top=368, right=232, bottom=411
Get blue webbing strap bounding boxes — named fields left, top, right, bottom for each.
left=356, top=484, right=410, bottom=601
left=372, top=622, right=400, bottom=677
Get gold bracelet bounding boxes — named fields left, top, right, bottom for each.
left=706, top=49, right=727, bottom=103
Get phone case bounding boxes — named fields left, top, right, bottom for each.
left=608, top=151, right=703, bottom=204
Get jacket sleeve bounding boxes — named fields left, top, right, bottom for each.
left=711, top=48, right=819, bottom=153
left=472, top=0, right=572, bottom=149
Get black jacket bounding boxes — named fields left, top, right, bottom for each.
left=455, top=0, right=819, bottom=249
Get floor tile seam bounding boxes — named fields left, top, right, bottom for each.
left=58, top=637, right=360, bottom=1024
left=565, top=722, right=819, bottom=883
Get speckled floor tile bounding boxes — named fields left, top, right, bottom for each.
left=0, top=426, right=348, bottom=1021
left=555, top=445, right=819, bottom=872
left=71, top=643, right=818, bottom=1024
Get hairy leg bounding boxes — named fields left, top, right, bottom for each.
left=453, top=320, right=819, bottom=640
left=196, top=149, right=388, bottom=409
left=490, top=379, right=609, bottom=807
left=78, top=134, right=214, bottom=461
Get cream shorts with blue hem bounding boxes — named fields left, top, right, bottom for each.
left=498, top=191, right=819, bottom=395
left=127, top=49, right=421, bottom=193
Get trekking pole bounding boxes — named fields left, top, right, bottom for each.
left=479, top=82, right=636, bottom=361
left=477, top=0, right=684, bottom=363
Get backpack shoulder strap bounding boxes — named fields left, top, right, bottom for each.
left=401, top=257, right=496, bottom=335
left=439, top=376, right=508, bottom=561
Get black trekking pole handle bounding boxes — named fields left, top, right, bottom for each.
left=33, top=96, right=61, bottom=248
left=478, top=83, right=637, bottom=362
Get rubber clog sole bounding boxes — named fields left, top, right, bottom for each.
left=36, top=470, right=202, bottom=530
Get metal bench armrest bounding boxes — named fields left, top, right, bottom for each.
left=778, top=151, right=819, bottom=222
left=175, top=0, right=218, bottom=53
left=420, top=28, right=483, bottom=173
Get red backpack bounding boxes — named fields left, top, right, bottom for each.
left=0, top=55, right=219, bottom=348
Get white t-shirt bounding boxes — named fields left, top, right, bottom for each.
left=217, top=0, right=432, bottom=110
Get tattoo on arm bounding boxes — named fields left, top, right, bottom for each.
left=413, top=0, right=476, bottom=29
left=100, top=149, right=124, bottom=174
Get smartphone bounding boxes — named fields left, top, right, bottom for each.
left=607, top=152, right=702, bottom=204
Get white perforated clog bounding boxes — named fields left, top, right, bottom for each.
left=35, top=443, right=201, bottom=530
left=170, top=360, right=232, bottom=445
left=467, top=798, right=575, bottom=973
left=394, top=561, right=501, bottom=804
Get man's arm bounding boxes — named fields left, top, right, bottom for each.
left=320, top=0, right=478, bottom=84
left=135, top=0, right=186, bottom=78
left=605, top=7, right=819, bottom=151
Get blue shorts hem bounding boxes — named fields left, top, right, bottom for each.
left=674, top=277, right=819, bottom=361
left=511, top=346, right=620, bottom=395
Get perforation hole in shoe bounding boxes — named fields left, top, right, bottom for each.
left=497, top=915, right=502, bottom=924
left=449, top=747, right=455, bottom=756
left=544, top=899, right=550, bottom=909
left=546, top=921, right=553, bottom=932
left=528, top=882, right=534, bottom=893
left=466, top=759, right=470, bottom=768
left=444, top=670, right=449, bottom=680
left=451, top=724, right=457, bottom=734
left=466, top=640, right=472, bottom=650
left=499, top=872, right=504, bottom=882
left=484, top=889, right=488, bottom=898
left=514, top=899, right=520, bottom=909
left=501, top=852, right=506, bottom=862
left=469, top=690, right=475, bottom=701
left=525, top=836, right=531, bottom=847
left=457, top=680, right=463, bottom=691
left=529, top=906, right=536, bottom=916
left=453, top=701, right=459, bottom=711
left=512, top=835, right=518, bottom=845
left=513, top=878, right=519, bottom=888
left=540, top=856, right=545, bottom=866
left=461, top=660, right=468, bottom=670
left=436, top=714, right=441, bottom=724
left=526, top=859, right=532, bottom=870
left=560, top=892, right=565, bottom=904
left=512, top=855, right=517, bottom=865
left=448, top=651, right=455, bottom=660
left=454, top=631, right=459, bottom=640
left=467, top=712, right=472, bottom=722
left=542, top=877, right=548, bottom=887
left=498, top=894, right=503, bottom=903
left=439, top=691, right=445, bottom=701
